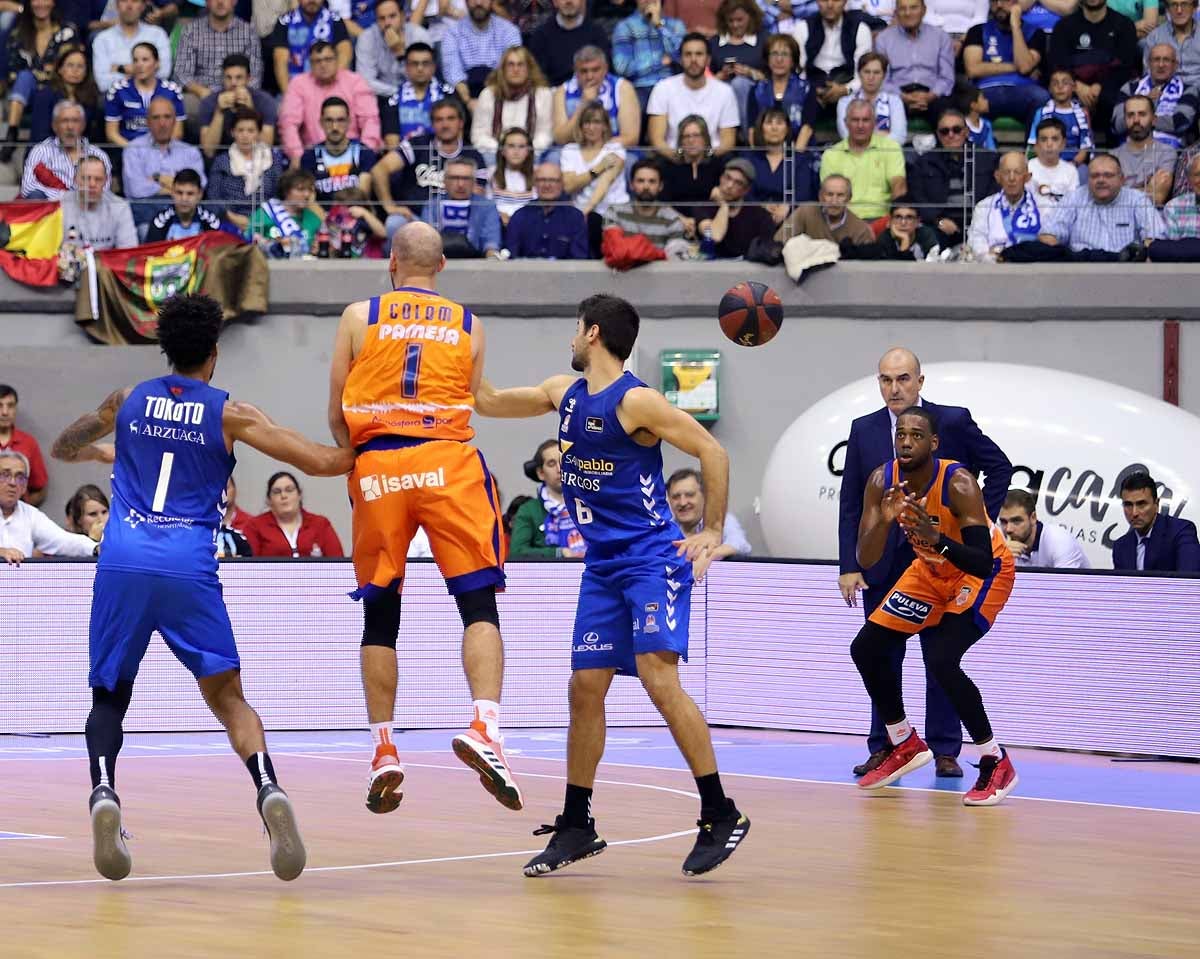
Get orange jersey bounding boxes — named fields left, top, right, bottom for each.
left=342, top=286, right=476, bottom=447
left=886, top=458, right=1009, bottom=580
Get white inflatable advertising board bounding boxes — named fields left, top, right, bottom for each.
left=760, top=363, right=1198, bottom=568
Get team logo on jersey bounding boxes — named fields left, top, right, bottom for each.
left=561, top=413, right=571, bottom=432
left=586, top=416, right=604, bottom=433
left=645, top=602, right=659, bottom=612
left=954, top=585, right=973, bottom=607
left=644, top=614, right=659, bottom=634
left=882, top=591, right=932, bottom=623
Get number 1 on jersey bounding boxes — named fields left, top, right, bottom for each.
left=401, top=344, right=423, bottom=399
left=151, top=451, right=175, bottom=513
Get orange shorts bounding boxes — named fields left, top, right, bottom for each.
left=868, top=554, right=1014, bottom=637
left=348, top=439, right=506, bottom=599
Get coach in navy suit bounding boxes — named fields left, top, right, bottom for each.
left=838, top=348, right=1013, bottom=778
left=1111, top=472, right=1200, bottom=572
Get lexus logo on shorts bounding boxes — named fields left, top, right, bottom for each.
left=583, top=632, right=600, bottom=643
left=360, top=475, right=382, bottom=502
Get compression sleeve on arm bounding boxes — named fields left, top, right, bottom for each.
left=936, top=525, right=994, bottom=578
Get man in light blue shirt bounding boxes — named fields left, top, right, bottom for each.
left=667, top=468, right=753, bottom=556
left=1039, top=152, right=1165, bottom=258
left=441, top=0, right=521, bottom=107
left=123, top=97, right=207, bottom=227
left=92, top=0, right=172, bottom=93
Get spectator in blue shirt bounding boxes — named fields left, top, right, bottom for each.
left=613, top=0, right=687, bottom=110
left=103, top=42, right=184, bottom=145
left=505, top=162, right=590, bottom=258
left=420, top=155, right=503, bottom=256
left=143, top=168, right=227, bottom=242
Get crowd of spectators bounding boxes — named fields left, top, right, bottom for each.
left=0, top=0, right=1194, bottom=262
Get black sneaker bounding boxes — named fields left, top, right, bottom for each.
left=853, top=746, right=893, bottom=777
left=89, top=785, right=132, bottom=881
left=522, top=816, right=607, bottom=877
left=257, top=783, right=306, bottom=881
left=682, top=799, right=750, bottom=877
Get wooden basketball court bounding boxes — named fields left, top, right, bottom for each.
left=1, top=731, right=1196, bottom=958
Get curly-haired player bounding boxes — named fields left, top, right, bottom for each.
left=51, top=293, right=354, bottom=882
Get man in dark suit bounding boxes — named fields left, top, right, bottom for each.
left=838, top=347, right=1013, bottom=778
left=1111, top=472, right=1200, bottom=572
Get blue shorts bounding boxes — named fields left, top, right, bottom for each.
left=571, top=548, right=694, bottom=677
left=89, top=568, right=240, bottom=691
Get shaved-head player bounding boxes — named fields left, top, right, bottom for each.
left=850, top=407, right=1019, bottom=805
left=329, top=221, right=522, bottom=815
left=52, top=293, right=354, bottom=882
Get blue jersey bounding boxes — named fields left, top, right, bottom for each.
left=100, top=375, right=234, bottom=579
left=558, top=373, right=680, bottom=559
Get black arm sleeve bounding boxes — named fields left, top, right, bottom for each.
left=937, top=525, right=994, bottom=578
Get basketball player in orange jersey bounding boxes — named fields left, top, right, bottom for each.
left=327, top=221, right=521, bottom=815
left=851, top=406, right=1019, bottom=806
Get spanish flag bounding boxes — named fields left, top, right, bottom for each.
left=0, top=201, right=62, bottom=287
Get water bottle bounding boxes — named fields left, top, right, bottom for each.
left=316, top=225, right=330, bottom=259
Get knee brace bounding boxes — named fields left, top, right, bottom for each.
left=454, top=586, right=499, bottom=629
left=361, top=589, right=402, bottom=649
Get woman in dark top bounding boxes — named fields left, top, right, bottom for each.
left=29, top=42, right=100, bottom=142
left=3, top=0, right=79, bottom=155
left=710, top=0, right=768, bottom=106
left=744, top=107, right=818, bottom=226
left=746, top=33, right=816, bottom=152
left=660, top=114, right=725, bottom=232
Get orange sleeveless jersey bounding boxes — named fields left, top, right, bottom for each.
left=342, top=286, right=476, bottom=447
left=888, top=458, right=1008, bottom=579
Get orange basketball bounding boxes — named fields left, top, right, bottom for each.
left=718, top=281, right=783, bottom=347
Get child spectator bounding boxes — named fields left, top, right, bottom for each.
left=1026, top=67, right=1093, bottom=168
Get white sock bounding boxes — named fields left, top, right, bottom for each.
left=976, top=737, right=1003, bottom=759
left=885, top=718, right=913, bottom=746
left=472, top=699, right=500, bottom=741
left=370, top=722, right=394, bottom=751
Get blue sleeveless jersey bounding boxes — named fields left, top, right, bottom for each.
left=100, top=375, right=234, bottom=579
left=558, top=373, right=680, bottom=559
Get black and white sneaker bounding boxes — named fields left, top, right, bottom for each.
left=682, top=799, right=750, bottom=877
left=89, top=785, right=132, bottom=881
left=522, top=816, right=607, bottom=877
left=257, top=784, right=306, bottom=881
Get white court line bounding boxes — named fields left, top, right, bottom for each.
left=0, top=829, right=696, bottom=890
left=0, top=760, right=699, bottom=890
left=0, top=833, right=63, bottom=841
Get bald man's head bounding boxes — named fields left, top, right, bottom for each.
left=534, top=162, right=564, bottom=201
left=995, top=150, right=1031, bottom=199
left=391, top=221, right=445, bottom=275
left=877, top=347, right=924, bottom=415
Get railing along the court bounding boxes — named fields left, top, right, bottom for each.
left=50, top=140, right=993, bottom=261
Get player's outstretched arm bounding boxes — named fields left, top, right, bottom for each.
left=225, top=402, right=357, bottom=477
left=51, top=388, right=131, bottom=462
left=473, top=374, right=574, bottom=419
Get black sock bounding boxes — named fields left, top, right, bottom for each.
left=86, top=682, right=133, bottom=791
left=246, top=751, right=277, bottom=791
left=562, top=783, right=593, bottom=827
left=696, top=772, right=728, bottom=818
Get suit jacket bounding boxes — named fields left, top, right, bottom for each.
left=1111, top=511, right=1200, bottom=572
left=837, top=399, right=1013, bottom=585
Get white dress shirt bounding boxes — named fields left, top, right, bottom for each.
left=1015, top=521, right=1091, bottom=569
left=0, top=501, right=97, bottom=558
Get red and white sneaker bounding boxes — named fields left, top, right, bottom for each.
left=857, top=731, right=934, bottom=790
left=365, top=744, right=405, bottom=814
left=452, top=727, right=523, bottom=811
left=963, top=750, right=1018, bottom=806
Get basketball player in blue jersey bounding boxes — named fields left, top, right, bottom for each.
left=474, top=293, right=750, bottom=877
left=51, top=294, right=355, bottom=882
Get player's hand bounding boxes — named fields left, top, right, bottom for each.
left=87, top=517, right=108, bottom=542
left=0, top=547, right=24, bottom=566
left=838, top=571, right=867, bottom=607
left=880, top=484, right=911, bottom=523
left=673, top=526, right=722, bottom=581
left=898, top=496, right=938, bottom=545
